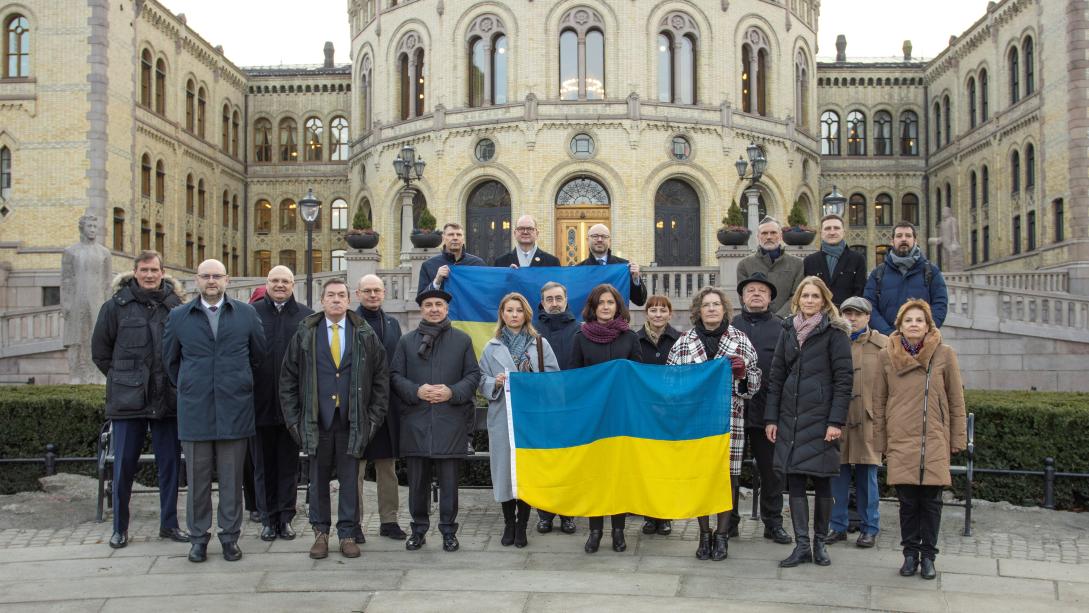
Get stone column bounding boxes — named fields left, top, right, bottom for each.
left=399, top=188, right=416, bottom=266
left=717, top=246, right=750, bottom=301
left=408, top=56, right=418, bottom=118
left=345, top=249, right=380, bottom=292
left=745, top=187, right=761, bottom=249
left=748, top=52, right=759, bottom=112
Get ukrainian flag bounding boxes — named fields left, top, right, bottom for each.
left=506, top=359, right=734, bottom=519
left=444, top=264, right=631, bottom=357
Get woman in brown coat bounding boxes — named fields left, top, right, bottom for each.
left=873, top=299, right=967, bottom=581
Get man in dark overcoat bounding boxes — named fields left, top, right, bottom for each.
left=576, top=223, right=647, bottom=306
left=492, top=215, right=561, bottom=268
left=802, top=215, right=867, bottom=306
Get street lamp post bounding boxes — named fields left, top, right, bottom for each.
left=393, top=145, right=426, bottom=258
left=735, top=142, right=768, bottom=249
left=298, top=187, right=321, bottom=307
left=822, top=185, right=846, bottom=218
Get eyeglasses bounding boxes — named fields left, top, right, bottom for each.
left=588, top=234, right=610, bottom=240
left=358, top=288, right=384, bottom=295
left=516, top=226, right=537, bottom=232
left=197, top=274, right=226, bottom=281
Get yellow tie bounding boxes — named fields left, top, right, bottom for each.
left=331, top=323, right=341, bottom=369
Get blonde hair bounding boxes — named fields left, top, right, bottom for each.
left=894, top=299, right=935, bottom=332
left=790, top=276, right=840, bottom=318
left=493, top=292, right=539, bottom=339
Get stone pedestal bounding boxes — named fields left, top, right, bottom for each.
left=345, top=249, right=381, bottom=287
left=405, top=248, right=437, bottom=304
left=784, top=245, right=818, bottom=260
left=716, top=245, right=750, bottom=296
left=1066, top=263, right=1089, bottom=297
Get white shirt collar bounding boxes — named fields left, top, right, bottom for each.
left=326, top=317, right=346, bottom=329
left=201, top=297, right=224, bottom=310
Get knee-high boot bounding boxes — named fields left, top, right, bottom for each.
left=514, top=500, right=530, bottom=548
left=812, top=497, right=832, bottom=566
left=780, top=497, right=813, bottom=567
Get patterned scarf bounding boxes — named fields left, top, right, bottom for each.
left=792, top=312, right=823, bottom=346
left=581, top=318, right=629, bottom=344
left=415, top=318, right=451, bottom=360
left=500, top=327, right=533, bottom=372
left=642, top=321, right=664, bottom=347
left=900, top=334, right=924, bottom=357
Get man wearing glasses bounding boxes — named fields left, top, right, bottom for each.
left=493, top=215, right=561, bottom=268
left=164, top=259, right=266, bottom=563
left=576, top=223, right=647, bottom=306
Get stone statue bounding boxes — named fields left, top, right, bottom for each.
left=61, top=214, right=112, bottom=384
left=929, top=206, right=965, bottom=272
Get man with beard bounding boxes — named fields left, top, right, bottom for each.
left=576, top=223, right=647, bottom=306
left=863, top=222, right=948, bottom=335
left=803, top=215, right=867, bottom=306
left=736, top=218, right=804, bottom=317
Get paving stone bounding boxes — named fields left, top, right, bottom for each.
left=0, top=600, right=108, bottom=613
left=0, top=544, right=107, bottom=563
left=527, top=592, right=816, bottom=612
left=1000, top=558, right=1089, bottom=583
left=1057, top=581, right=1089, bottom=603
left=939, top=572, right=1057, bottom=598
left=320, top=549, right=528, bottom=571
left=680, top=575, right=870, bottom=609
left=788, top=560, right=938, bottom=590
left=366, top=590, right=528, bottom=613
left=400, top=568, right=680, bottom=597
left=149, top=551, right=313, bottom=573
left=525, top=552, right=640, bottom=572
left=634, top=554, right=780, bottom=579
left=0, top=555, right=152, bottom=581
left=98, top=592, right=369, bottom=613
left=259, top=569, right=403, bottom=592
left=869, top=586, right=1081, bottom=613
left=0, top=571, right=264, bottom=604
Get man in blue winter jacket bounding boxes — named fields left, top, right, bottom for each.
left=863, top=222, right=948, bottom=335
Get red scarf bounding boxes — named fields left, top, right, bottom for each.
left=581, top=318, right=629, bottom=344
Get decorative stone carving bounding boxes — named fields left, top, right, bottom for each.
left=524, top=93, right=538, bottom=121
left=60, top=214, right=111, bottom=384
left=931, top=206, right=965, bottom=272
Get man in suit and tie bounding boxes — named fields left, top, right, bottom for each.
left=493, top=215, right=561, bottom=268
left=279, top=278, right=390, bottom=560
left=576, top=223, right=647, bottom=306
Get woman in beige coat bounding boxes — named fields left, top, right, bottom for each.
left=873, top=299, right=967, bottom=581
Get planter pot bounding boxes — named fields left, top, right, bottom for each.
left=782, top=229, right=817, bottom=246
left=717, top=228, right=751, bottom=246
left=346, top=232, right=379, bottom=250
left=409, top=231, right=442, bottom=249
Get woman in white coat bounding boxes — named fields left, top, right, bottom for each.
left=478, top=292, right=560, bottom=548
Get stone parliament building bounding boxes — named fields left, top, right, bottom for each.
left=1, top=0, right=1088, bottom=389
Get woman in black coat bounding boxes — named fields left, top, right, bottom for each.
left=570, top=283, right=642, bottom=554
left=764, top=276, right=853, bottom=568
left=634, top=294, right=680, bottom=536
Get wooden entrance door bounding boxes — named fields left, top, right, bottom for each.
left=555, top=206, right=610, bottom=265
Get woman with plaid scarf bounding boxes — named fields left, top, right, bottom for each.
left=666, top=286, right=761, bottom=562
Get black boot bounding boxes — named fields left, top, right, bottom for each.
left=900, top=554, right=920, bottom=576
left=611, top=528, right=627, bottom=552
left=500, top=500, right=516, bottom=547
left=812, top=497, right=832, bottom=566
left=695, top=529, right=712, bottom=560
left=584, top=529, right=603, bottom=553
left=920, top=557, right=937, bottom=580
left=514, top=500, right=530, bottom=548
left=780, top=497, right=812, bottom=568
left=711, top=531, right=729, bottom=561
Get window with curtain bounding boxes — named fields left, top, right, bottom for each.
left=874, top=193, right=893, bottom=226
left=820, top=110, right=840, bottom=155
left=279, top=117, right=297, bottom=161
left=279, top=249, right=297, bottom=273
left=222, top=190, right=230, bottom=228
left=255, top=119, right=272, bottom=162
left=255, top=250, right=271, bottom=276
left=899, top=111, right=918, bottom=155
left=874, top=111, right=892, bottom=156
left=197, top=86, right=206, bottom=138
left=848, top=193, right=866, bottom=226
left=846, top=110, right=866, bottom=155
left=197, top=179, right=206, bottom=218
left=113, top=208, right=125, bottom=252
left=304, top=117, right=323, bottom=161
left=141, top=219, right=150, bottom=251
left=231, top=110, right=240, bottom=157
left=221, top=104, right=230, bottom=150
left=255, top=199, right=272, bottom=233
left=280, top=199, right=297, bottom=232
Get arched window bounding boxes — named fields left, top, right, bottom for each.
left=874, top=193, right=893, bottom=226
left=795, top=50, right=810, bottom=128
left=279, top=117, right=298, bottom=161
left=901, top=193, right=920, bottom=226
left=0, top=146, right=9, bottom=200
left=396, top=32, right=426, bottom=120
left=184, top=233, right=194, bottom=268
left=309, top=250, right=323, bottom=273
left=140, top=49, right=152, bottom=107
left=657, top=12, right=698, bottom=105
left=155, top=160, right=165, bottom=203
left=1011, top=149, right=1021, bottom=193
left=155, top=223, right=164, bottom=256
left=558, top=8, right=606, bottom=101
left=112, top=208, right=125, bottom=252
left=140, top=218, right=151, bottom=251
left=741, top=28, right=770, bottom=115
left=255, top=199, right=272, bottom=233
left=4, top=15, right=29, bottom=78
left=255, top=118, right=272, bottom=162
left=331, top=198, right=348, bottom=230
left=360, top=56, right=373, bottom=131
left=330, top=116, right=349, bottom=161
left=154, top=59, right=166, bottom=114
left=254, top=250, right=271, bottom=276
left=221, top=104, right=231, bottom=150
left=196, top=86, right=207, bottom=138
left=899, top=111, right=918, bottom=156
left=848, top=193, right=866, bottom=226
left=332, top=249, right=347, bottom=272
left=873, top=111, right=892, bottom=156
left=140, top=154, right=151, bottom=198
left=197, top=178, right=206, bottom=218
left=280, top=198, right=297, bottom=232
left=1023, top=37, right=1034, bottom=96
left=466, top=180, right=512, bottom=264
left=467, top=15, right=509, bottom=107
left=185, top=173, right=194, bottom=214
left=221, top=190, right=230, bottom=228
left=970, top=170, right=978, bottom=209
left=185, top=79, right=195, bottom=131
left=231, top=110, right=240, bottom=157
left=820, top=110, right=840, bottom=155
left=304, top=117, right=323, bottom=161
left=278, top=249, right=297, bottom=273
left=982, top=165, right=990, bottom=205
left=968, top=77, right=977, bottom=129
left=232, top=194, right=239, bottom=230
left=1026, top=143, right=1035, bottom=189
left=942, top=95, right=951, bottom=145
left=933, top=101, right=941, bottom=150
left=846, top=110, right=866, bottom=155
left=654, top=179, right=701, bottom=266
left=979, top=69, right=989, bottom=121
left=1009, top=46, right=1020, bottom=104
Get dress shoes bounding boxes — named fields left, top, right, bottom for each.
left=340, top=537, right=361, bottom=558
left=899, top=555, right=920, bottom=576
left=310, top=532, right=330, bottom=559
left=826, top=530, right=848, bottom=544
left=159, top=527, right=189, bottom=543
left=584, top=529, right=602, bottom=553
left=560, top=517, right=577, bottom=534
left=405, top=533, right=426, bottom=550
left=442, top=534, right=460, bottom=552
left=641, top=519, right=657, bottom=534
left=536, top=518, right=553, bottom=534
left=920, top=557, right=937, bottom=580
left=187, top=542, right=208, bottom=563
left=380, top=522, right=407, bottom=540
left=108, top=531, right=128, bottom=549
left=248, top=510, right=262, bottom=523
left=222, top=541, right=243, bottom=562
left=260, top=525, right=278, bottom=542
left=856, top=533, right=876, bottom=548
left=277, top=523, right=296, bottom=540
left=656, top=520, right=672, bottom=536
left=611, top=528, right=627, bottom=552
left=764, top=525, right=793, bottom=544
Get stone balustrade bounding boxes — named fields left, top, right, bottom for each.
left=0, top=306, right=63, bottom=359
left=943, top=271, right=1070, bottom=294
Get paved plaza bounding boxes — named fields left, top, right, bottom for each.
left=0, top=476, right=1086, bottom=612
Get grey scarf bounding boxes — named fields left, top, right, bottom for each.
left=889, top=245, right=922, bottom=275
left=821, top=241, right=846, bottom=275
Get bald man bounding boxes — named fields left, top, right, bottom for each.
left=250, top=266, right=312, bottom=542
left=576, top=223, right=647, bottom=306
left=493, top=215, right=561, bottom=268
left=164, top=259, right=266, bottom=563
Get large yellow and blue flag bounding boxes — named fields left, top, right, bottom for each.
left=444, top=264, right=631, bottom=357
left=505, top=358, right=734, bottom=519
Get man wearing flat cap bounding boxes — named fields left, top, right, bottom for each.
left=828, top=296, right=886, bottom=548
left=390, top=288, right=481, bottom=553
left=731, top=272, right=791, bottom=544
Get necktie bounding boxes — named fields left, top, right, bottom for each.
left=208, top=305, right=218, bottom=312
left=331, top=323, right=341, bottom=368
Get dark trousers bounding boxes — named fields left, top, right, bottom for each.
left=896, top=484, right=943, bottom=560
left=253, top=424, right=299, bottom=527
left=242, top=448, right=256, bottom=513
left=406, top=456, right=460, bottom=536
left=745, top=426, right=785, bottom=529
left=111, top=418, right=181, bottom=533
left=787, top=474, right=832, bottom=498
left=537, top=510, right=572, bottom=524
left=308, top=422, right=358, bottom=539
left=589, top=515, right=626, bottom=531
left=182, top=438, right=247, bottom=545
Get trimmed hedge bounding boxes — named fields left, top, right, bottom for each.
left=2, top=386, right=1087, bottom=509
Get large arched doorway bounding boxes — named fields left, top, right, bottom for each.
left=555, top=176, right=610, bottom=265
left=654, top=179, right=701, bottom=266
left=465, top=180, right=511, bottom=264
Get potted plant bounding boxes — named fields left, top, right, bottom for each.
left=409, top=206, right=443, bottom=249
left=782, top=199, right=816, bottom=246
left=717, top=200, right=751, bottom=246
left=345, top=206, right=380, bottom=249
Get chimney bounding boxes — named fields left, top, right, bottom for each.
left=903, top=40, right=913, bottom=61
left=835, top=35, right=847, bottom=63
left=323, top=42, right=334, bottom=68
